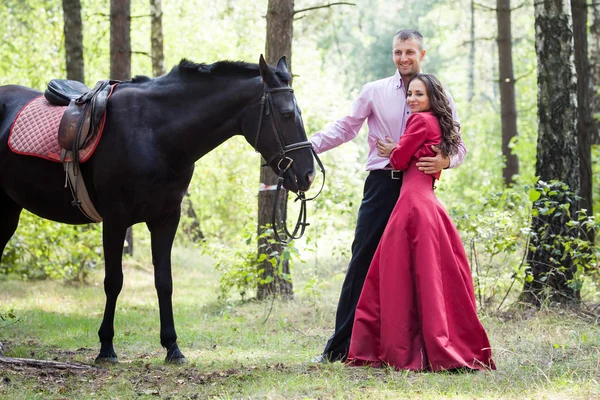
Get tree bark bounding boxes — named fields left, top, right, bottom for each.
left=257, top=0, right=295, bottom=300
left=110, top=0, right=133, bottom=254
left=496, top=0, right=519, bottom=185
left=468, top=0, right=475, bottom=103
left=571, top=0, right=595, bottom=241
left=62, top=0, right=85, bottom=83
left=183, top=192, right=204, bottom=241
left=150, top=0, right=165, bottom=77
left=110, top=0, right=131, bottom=81
left=521, top=0, right=580, bottom=306
left=590, top=3, right=600, bottom=145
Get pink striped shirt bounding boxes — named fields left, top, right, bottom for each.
left=310, top=70, right=466, bottom=170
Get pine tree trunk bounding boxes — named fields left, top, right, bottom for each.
left=257, top=0, right=295, bottom=300
left=110, top=0, right=133, bottom=254
left=590, top=3, right=600, bottom=145
left=521, top=0, right=580, bottom=306
left=496, top=0, right=519, bottom=185
left=150, top=0, right=165, bottom=77
left=571, top=0, right=595, bottom=241
left=62, top=0, right=84, bottom=83
left=110, top=0, right=131, bottom=81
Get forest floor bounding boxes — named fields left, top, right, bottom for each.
left=0, top=246, right=599, bottom=399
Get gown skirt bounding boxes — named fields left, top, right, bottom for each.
left=346, top=162, right=495, bottom=371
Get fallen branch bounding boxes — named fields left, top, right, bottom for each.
left=0, top=356, right=99, bottom=370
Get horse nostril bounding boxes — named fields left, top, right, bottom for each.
left=307, top=171, right=316, bottom=185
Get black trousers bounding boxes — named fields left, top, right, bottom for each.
left=323, top=169, right=403, bottom=361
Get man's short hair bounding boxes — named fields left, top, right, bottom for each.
left=394, top=29, right=424, bottom=49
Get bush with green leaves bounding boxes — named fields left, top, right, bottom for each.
left=451, top=181, right=533, bottom=310
left=202, top=225, right=301, bottom=301
left=522, top=180, right=599, bottom=305
left=1, top=211, right=102, bottom=282
left=452, top=178, right=599, bottom=310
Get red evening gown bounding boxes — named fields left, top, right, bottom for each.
left=347, top=111, right=495, bottom=371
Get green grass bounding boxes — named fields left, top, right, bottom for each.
left=1, top=246, right=599, bottom=399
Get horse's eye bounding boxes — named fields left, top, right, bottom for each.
left=281, top=111, right=293, bottom=119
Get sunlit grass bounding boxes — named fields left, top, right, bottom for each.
left=1, top=244, right=599, bottom=399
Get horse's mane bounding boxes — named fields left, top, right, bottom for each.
left=130, top=58, right=291, bottom=83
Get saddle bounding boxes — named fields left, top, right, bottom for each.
left=45, top=79, right=115, bottom=155
left=43, top=79, right=119, bottom=223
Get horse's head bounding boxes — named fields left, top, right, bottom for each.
left=241, top=55, right=315, bottom=193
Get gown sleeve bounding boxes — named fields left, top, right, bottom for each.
left=389, top=114, right=428, bottom=171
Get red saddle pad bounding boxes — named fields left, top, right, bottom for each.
left=9, top=95, right=106, bottom=163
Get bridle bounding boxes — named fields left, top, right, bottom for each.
left=253, top=84, right=326, bottom=244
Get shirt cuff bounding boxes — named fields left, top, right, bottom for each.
left=448, top=154, right=459, bottom=169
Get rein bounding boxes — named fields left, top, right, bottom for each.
left=254, top=85, right=326, bottom=245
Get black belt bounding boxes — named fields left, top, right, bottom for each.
left=370, top=169, right=403, bottom=180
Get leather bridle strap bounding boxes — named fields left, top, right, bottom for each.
left=271, top=148, right=326, bottom=244
left=253, top=83, right=326, bottom=244
left=254, top=87, right=312, bottom=170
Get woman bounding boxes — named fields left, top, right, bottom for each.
left=346, top=74, right=495, bottom=371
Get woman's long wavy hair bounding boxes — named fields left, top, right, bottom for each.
left=407, top=73, right=461, bottom=157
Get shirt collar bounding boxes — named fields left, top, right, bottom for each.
left=395, top=69, right=424, bottom=90
left=394, top=70, right=403, bottom=90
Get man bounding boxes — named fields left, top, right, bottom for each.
left=310, top=29, right=466, bottom=363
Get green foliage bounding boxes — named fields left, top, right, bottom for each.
left=1, top=211, right=102, bottom=282
left=451, top=179, right=599, bottom=310
left=593, top=145, right=600, bottom=216
left=202, top=225, right=301, bottom=301
left=0, top=0, right=64, bottom=89
left=525, top=180, right=599, bottom=294
left=451, top=180, right=532, bottom=310
left=0, top=309, right=18, bottom=332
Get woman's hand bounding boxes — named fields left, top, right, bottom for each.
left=376, top=136, right=396, bottom=157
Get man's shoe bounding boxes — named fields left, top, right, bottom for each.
left=311, top=354, right=329, bottom=363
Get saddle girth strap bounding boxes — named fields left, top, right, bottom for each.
left=63, top=156, right=103, bottom=222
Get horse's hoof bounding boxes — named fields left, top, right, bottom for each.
left=95, top=356, right=119, bottom=364
left=165, top=355, right=187, bottom=364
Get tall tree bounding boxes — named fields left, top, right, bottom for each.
left=150, top=0, right=165, bottom=77
left=571, top=0, right=595, bottom=233
left=496, top=0, right=518, bottom=185
left=467, top=0, right=475, bottom=103
left=110, top=0, right=133, bottom=255
left=110, top=0, right=131, bottom=81
left=62, top=0, right=84, bottom=83
left=589, top=3, right=600, bottom=145
left=521, top=0, right=580, bottom=306
left=257, top=0, right=295, bottom=300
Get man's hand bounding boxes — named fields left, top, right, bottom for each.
left=376, top=136, right=396, bottom=157
left=416, top=145, right=450, bottom=174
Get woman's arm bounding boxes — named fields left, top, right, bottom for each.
left=390, top=114, right=428, bottom=170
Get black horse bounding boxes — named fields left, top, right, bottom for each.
left=0, top=55, right=315, bottom=363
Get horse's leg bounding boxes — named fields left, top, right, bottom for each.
left=95, top=219, right=127, bottom=364
left=0, top=190, right=23, bottom=264
left=146, top=206, right=186, bottom=363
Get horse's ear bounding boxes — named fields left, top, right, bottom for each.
left=259, top=54, right=278, bottom=86
left=276, top=56, right=289, bottom=74
left=258, top=54, right=269, bottom=79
